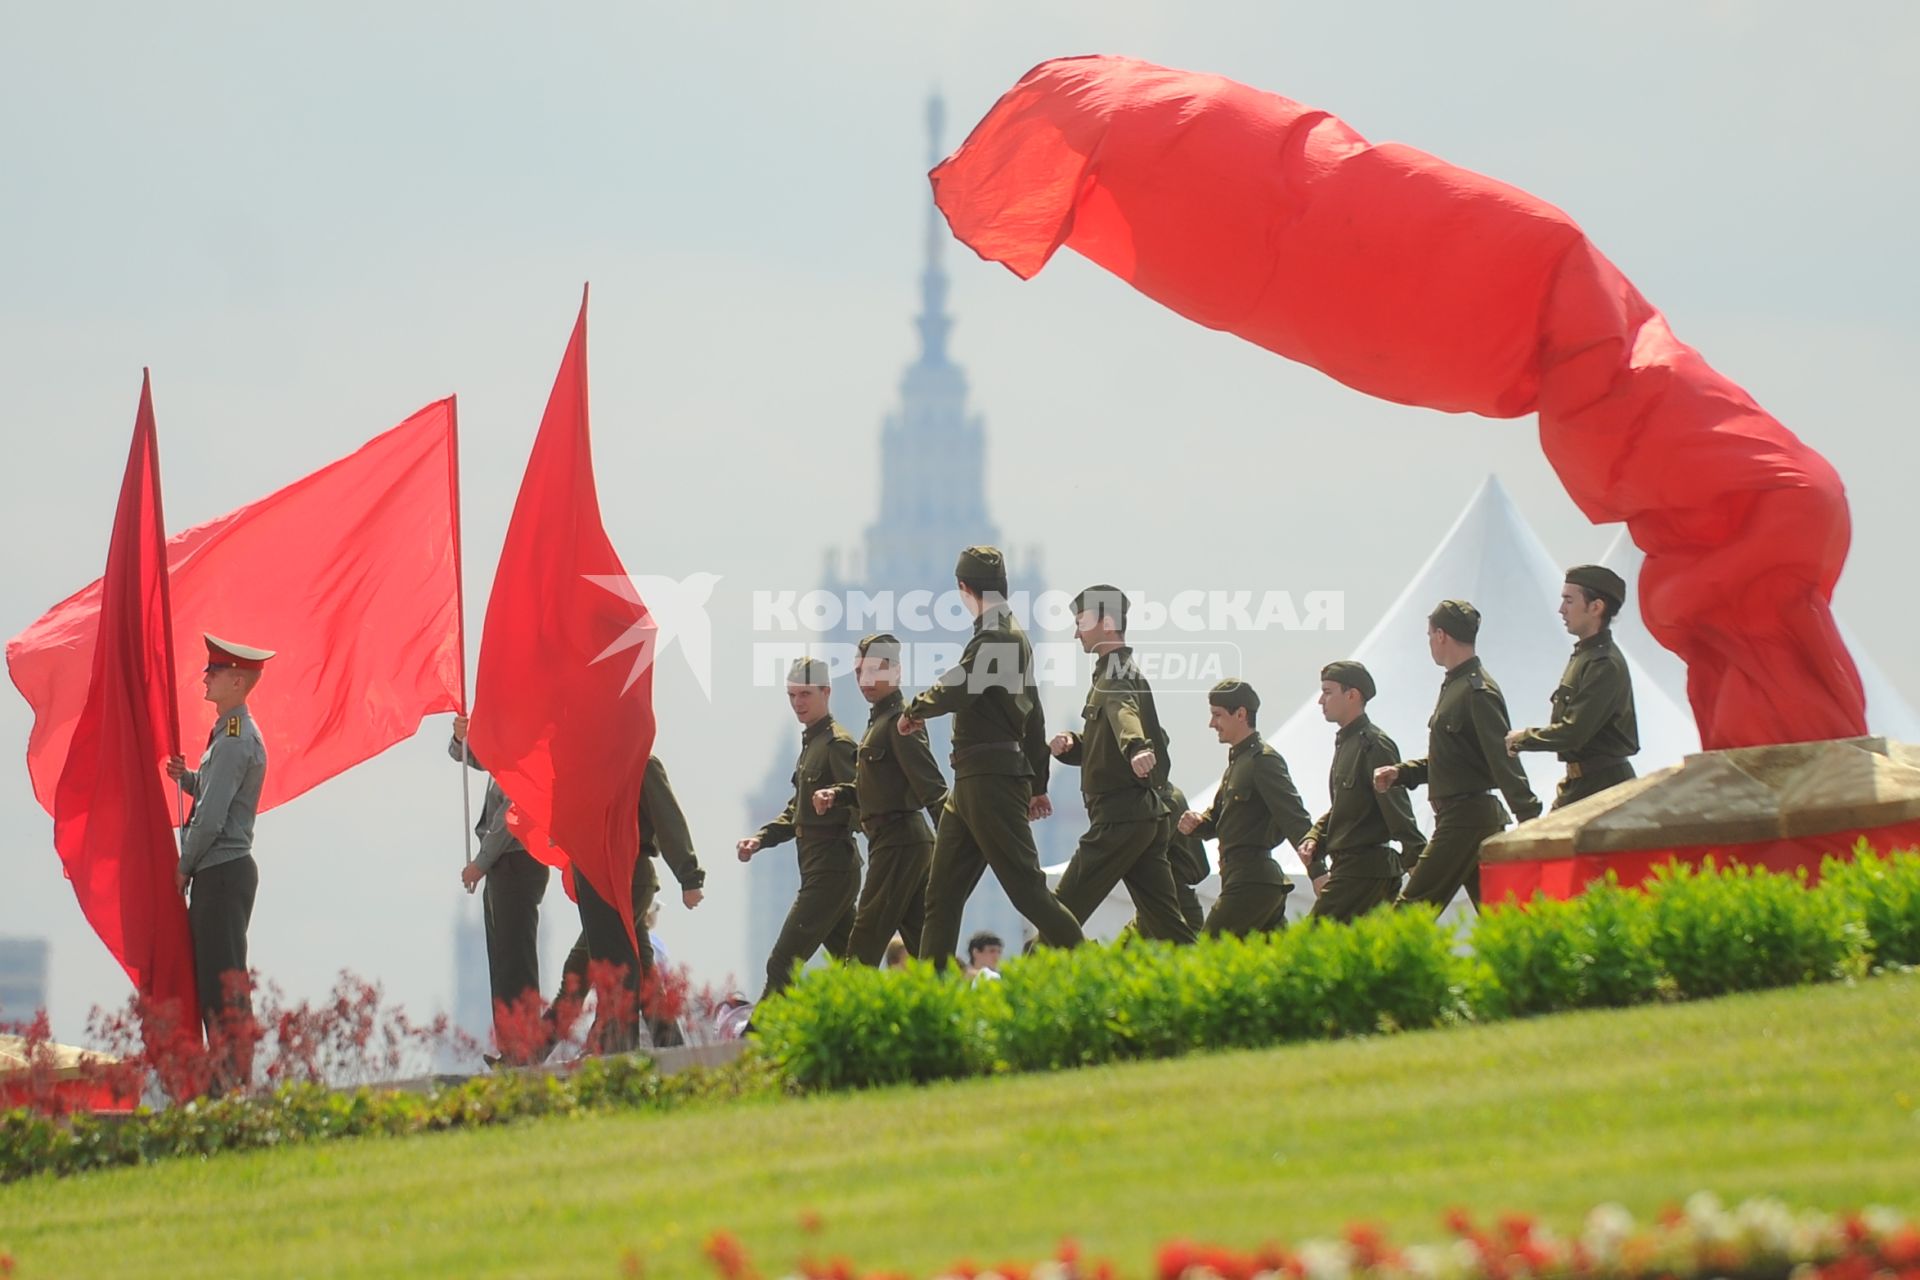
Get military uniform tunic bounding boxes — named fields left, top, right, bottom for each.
left=1511, top=629, right=1640, bottom=809
left=1190, top=732, right=1311, bottom=936
left=754, top=715, right=861, bottom=998
left=828, top=689, right=947, bottom=966
left=1303, top=714, right=1426, bottom=923
left=1053, top=647, right=1195, bottom=942
left=906, top=603, right=1084, bottom=966
left=180, top=705, right=268, bottom=1036
left=1392, top=657, right=1542, bottom=911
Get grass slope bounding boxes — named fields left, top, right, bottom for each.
left=3, top=975, right=1917, bottom=1279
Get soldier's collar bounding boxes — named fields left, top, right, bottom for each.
left=1442, top=655, right=1483, bottom=684
left=1336, top=712, right=1371, bottom=742
left=1574, top=629, right=1612, bottom=653
left=1229, top=730, right=1264, bottom=761
left=802, top=714, right=835, bottom=741
left=1091, top=645, right=1137, bottom=683
left=868, top=689, right=905, bottom=719
left=973, top=602, right=1011, bottom=633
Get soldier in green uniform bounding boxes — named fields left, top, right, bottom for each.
left=1163, top=783, right=1209, bottom=934
left=1176, top=680, right=1313, bottom=936
left=1300, top=661, right=1426, bottom=923
left=1049, top=585, right=1196, bottom=942
left=555, top=753, right=705, bottom=1051
left=1375, top=601, right=1542, bottom=912
left=449, top=712, right=551, bottom=1063
left=166, top=635, right=273, bottom=1089
left=1506, top=565, right=1640, bottom=809
left=903, top=546, right=1084, bottom=967
left=816, top=633, right=946, bottom=966
left=738, top=657, right=861, bottom=999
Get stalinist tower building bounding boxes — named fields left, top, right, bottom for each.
left=743, top=94, right=1084, bottom=972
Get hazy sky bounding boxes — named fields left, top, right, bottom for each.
left=3, top=3, right=1916, bottom=1040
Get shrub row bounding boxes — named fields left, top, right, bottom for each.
left=756, top=848, right=1920, bottom=1091
left=0, top=1052, right=773, bottom=1183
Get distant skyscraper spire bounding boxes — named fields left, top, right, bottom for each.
left=916, top=91, right=952, bottom=368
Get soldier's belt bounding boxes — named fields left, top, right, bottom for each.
left=1563, top=757, right=1630, bottom=779
left=1327, top=842, right=1396, bottom=860
left=950, top=740, right=1023, bottom=766
left=859, top=809, right=922, bottom=830
left=1430, top=791, right=1498, bottom=814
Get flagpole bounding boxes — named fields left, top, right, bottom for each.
left=146, top=368, right=188, bottom=853
left=448, top=395, right=474, bottom=868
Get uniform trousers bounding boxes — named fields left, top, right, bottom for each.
left=920, top=773, right=1083, bottom=968
left=1307, top=865, right=1402, bottom=923
left=845, top=826, right=932, bottom=967
left=1397, top=793, right=1506, bottom=912
left=1054, top=815, right=1196, bottom=943
left=189, top=854, right=259, bottom=1090
left=483, top=848, right=549, bottom=1023
left=1202, top=864, right=1291, bottom=937
left=761, top=835, right=860, bottom=999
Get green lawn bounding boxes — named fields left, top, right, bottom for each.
left=4, top=974, right=1917, bottom=1279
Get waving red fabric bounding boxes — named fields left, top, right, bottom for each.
left=469, top=290, right=655, bottom=955
left=11, top=401, right=464, bottom=818
left=39, top=373, right=198, bottom=1030
left=932, top=55, right=1864, bottom=749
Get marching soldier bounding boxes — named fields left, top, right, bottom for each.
left=1300, top=661, right=1426, bottom=923
left=1176, top=680, right=1312, bottom=936
left=1506, top=564, right=1640, bottom=809
left=556, top=753, right=705, bottom=1052
left=449, top=713, right=551, bottom=1063
left=1049, top=585, right=1195, bottom=943
left=165, top=634, right=272, bottom=1089
left=816, top=633, right=946, bottom=967
left=903, top=546, right=1084, bottom=967
left=1375, top=601, right=1542, bottom=912
left=738, top=657, right=860, bottom=999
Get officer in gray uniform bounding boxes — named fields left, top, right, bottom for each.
left=450, top=712, right=550, bottom=1063
left=166, top=634, right=272, bottom=1086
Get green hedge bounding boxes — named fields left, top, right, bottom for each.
left=9, top=848, right=1917, bottom=1178
left=2, top=1053, right=772, bottom=1183
left=758, top=848, right=1920, bottom=1091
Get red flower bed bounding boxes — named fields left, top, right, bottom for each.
left=667, top=1198, right=1920, bottom=1280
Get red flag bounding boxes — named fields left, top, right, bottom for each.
left=9, top=400, right=464, bottom=818
left=43, top=372, right=199, bottom=1028
left=470, top=288, right=655, bottom=954
left=932, top=55, right=1864, bottom=749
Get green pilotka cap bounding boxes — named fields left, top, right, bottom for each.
left=1070, top=583, right=1129, bottom=628
left=955, top=545, right=1005, bottom=581
left=786, top=657, right=832, bottom=686
left=1207, top=679, right=1260, bottom=715
left=1428, top=599, right=1481, bottom=644
left=1319, top=660, right=1376, bottom=701
left=856, top=632, right=903, bottom=662
left=1565, top=564, right=1628, bottom=610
